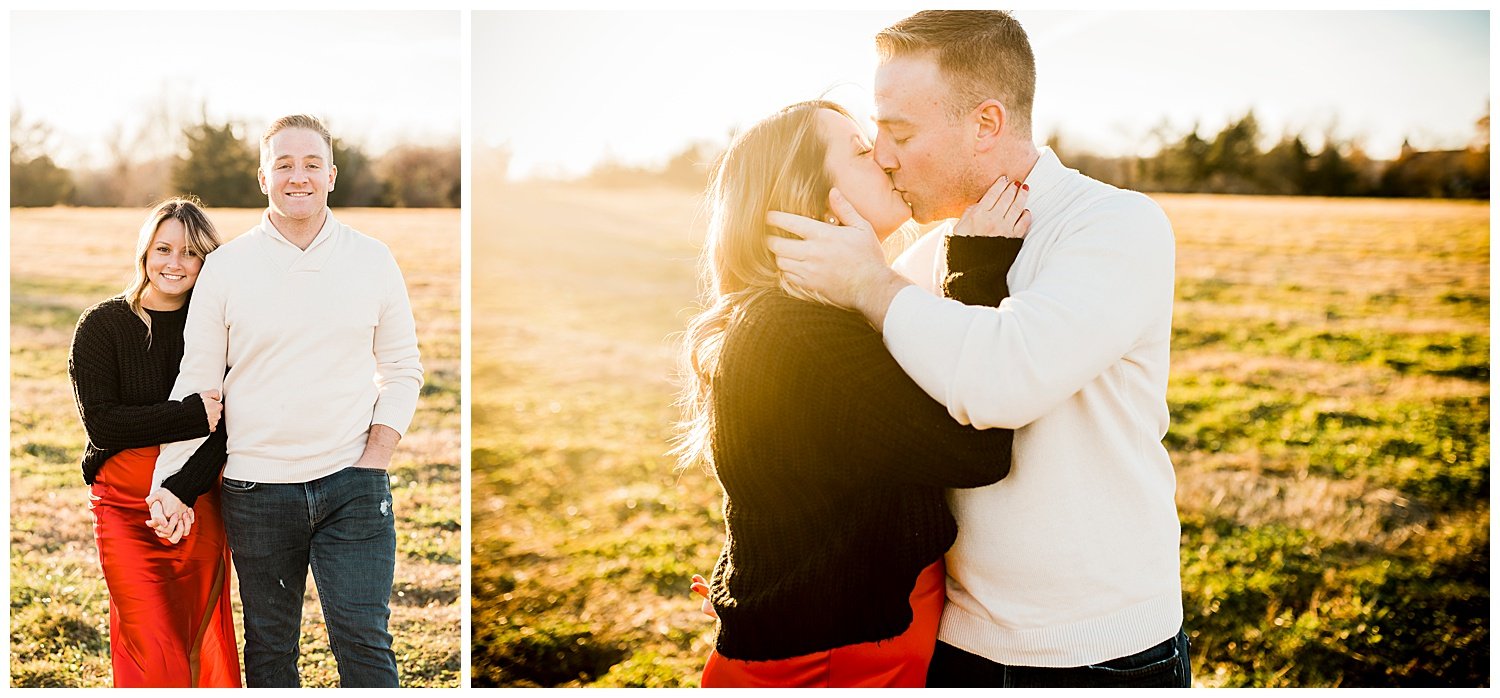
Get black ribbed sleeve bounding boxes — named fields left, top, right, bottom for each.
left=943, top=234, right=1025, bottom=307
left=161, top=426, right=229, bottom=506
left=67, top=297, right=226, bottom=505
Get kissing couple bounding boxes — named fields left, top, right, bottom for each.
left=680, top=10, right=1189, bottom=688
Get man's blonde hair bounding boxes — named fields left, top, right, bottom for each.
left=876, top=10, right=1036, bottom=137
left=260, top=114, right=334, bottom=164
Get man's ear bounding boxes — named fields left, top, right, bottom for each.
left=328, top=163, right=338, bottom=192
left=974, top=99, right=1006, bottom=153
left=257, top=166, right=267, bottom=194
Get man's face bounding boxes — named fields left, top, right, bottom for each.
left=258, top=127, right=337, bottom=222
left=873, top=54, right=986, bottom=223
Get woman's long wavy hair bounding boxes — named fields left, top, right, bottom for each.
left=673, top=100, right=853, bottom=472
left=125, top=196, right=222, bottom=344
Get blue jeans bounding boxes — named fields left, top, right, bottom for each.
left=927, top=629, right=1192, bottom=687
left=220, top=466, right=399, bottom=687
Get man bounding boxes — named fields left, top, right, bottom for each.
left=769, top=11, right=1188, bottom=688
left=148, top=114, right=424, bottom=687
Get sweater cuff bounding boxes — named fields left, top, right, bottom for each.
left=160, top=428, right=228, bottom=507
left=160, top=477, right=201, bottom=508
left=371, top=396, right=419, bottom=438
left=178, top=391, right=207, bottom=424
left=943, top=235, right=1024, bottom=307
left=945, top=235, right=1024, bottom=277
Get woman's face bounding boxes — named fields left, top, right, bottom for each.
left=145, top=218, right=203, bottom=302
left=816, top=109, right=912, bottom=240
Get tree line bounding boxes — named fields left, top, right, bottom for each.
left=1056, top=110, right=1489, bottom=200
left=566, top=109, right=1489, bottom=201
left=12, top=111, right=460, bottom=209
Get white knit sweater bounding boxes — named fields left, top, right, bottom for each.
left=886, top=148, right=1182, bottom=667
left=153, top=210, right=423, bottom=487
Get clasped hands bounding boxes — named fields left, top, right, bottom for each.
left=140, top=388, right=221, bottom=544
left=143, top=480, right=195, bottom=540
left=144, top=487, right=194, bottom=544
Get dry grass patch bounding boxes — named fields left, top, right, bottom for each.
left=470, top=187, right=1488, bottom=687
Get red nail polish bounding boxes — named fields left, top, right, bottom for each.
left=1022, top=183, right=1029, bottom=191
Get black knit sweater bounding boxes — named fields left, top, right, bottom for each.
left=706, top=234, right=1025, bottom=661
left=68, top=296, right=228, bottom=506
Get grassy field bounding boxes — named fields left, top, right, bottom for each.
left=470, top=182, right=1488, bottom=688
left=10, top=207, right=462, bottom=688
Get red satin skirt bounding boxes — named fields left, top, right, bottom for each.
left=89, top=446, right=240, bottom=687
left=700, top=560, right=946, bottom=688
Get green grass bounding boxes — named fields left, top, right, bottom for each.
left=470, top=185, right=1488, bottom=688
left=9, top=206, right=462, bottom=688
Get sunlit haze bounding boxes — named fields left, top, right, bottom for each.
left=12, top=11, right=461, bottom=169
left=474, top=10, right=1488, bottom=180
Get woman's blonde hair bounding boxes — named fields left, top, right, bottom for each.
left=673, top=100, right=852, bottom=471
left=125, top=196, right=222, bottom=343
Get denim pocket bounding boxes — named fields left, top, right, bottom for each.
left=222, top=477, right=258, bottom=493
left=341, top=466, right=394, bottom=503
left=346, top=467, right=394, bottom=493
left=1085, top=631, right=1188, bottom=687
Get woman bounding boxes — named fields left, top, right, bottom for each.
left=68, top=197, right=240, bottom=687
left=675, top=101, right=1032, bottom=687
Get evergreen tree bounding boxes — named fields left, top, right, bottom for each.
left=1259, top=135, right=1312, bottom=195
left=10, top=151, right=74, bottom=207
left=1161, top=127, right=1211, bottom=192
left=10, top=111, right=74, bottom=207
left=328, top=138, right=388, bottom=208
left=1206, top=112, right=1261, bottom=192
left=1308, top=144, right=1356, bottom=196
left=172, top=119, right=260, bottom=207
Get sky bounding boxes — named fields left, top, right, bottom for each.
left=11, top=11, right=462, bottom=169
left=473, top=10, right=1490, bottom=180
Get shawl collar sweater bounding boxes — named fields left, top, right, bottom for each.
left=887, top=147, right=1183, bottom=667
left=152, top=210, right=423, bottom=487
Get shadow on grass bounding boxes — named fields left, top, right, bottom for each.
left=472, top=618, right=629, bottom=688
